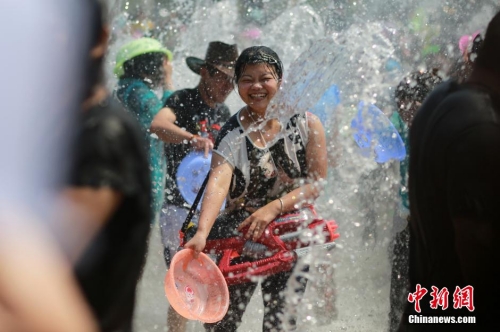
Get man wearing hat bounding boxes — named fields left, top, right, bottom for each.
left=159, top=41, right=238, bottom=332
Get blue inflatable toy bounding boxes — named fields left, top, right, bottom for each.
left=351, top=101, right=406, bottom=163
left=176, top=151, right=225, bottom=210
left=310, top=84, right=341, bottom=125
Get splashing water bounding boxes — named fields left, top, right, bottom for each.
left=106, top=1, right=500, bottom=331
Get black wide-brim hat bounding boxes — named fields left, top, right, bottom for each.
left=186, top=41, right=239, bottom=77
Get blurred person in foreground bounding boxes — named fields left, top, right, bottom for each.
left=388, top=69, right=443, bottom=332
left=399, top=11, right=500, bottom=331
left=0, top=0, right=100, bottom=331
left=115, top=38, right=213, bottom=223
left=159, top=41, right=237, bottom=332
left=58, top=1, right=153, bottom=331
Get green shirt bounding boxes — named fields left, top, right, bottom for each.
left=116, top=78, right=173, bottom=219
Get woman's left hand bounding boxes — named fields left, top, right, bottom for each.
left=238, top=201, right=280, bottom=241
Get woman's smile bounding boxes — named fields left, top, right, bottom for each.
left=249, top=93, right=267, bottom=101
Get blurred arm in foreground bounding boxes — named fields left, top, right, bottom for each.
left=0, top=212, right=97, bottom=332
left=0, top=0, right=100, bottom=331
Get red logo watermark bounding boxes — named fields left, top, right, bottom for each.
left=408, top=284, right=428, bottom=313
left=408, top=285, right=475, bottom=313
left=452, top=286, right=475, bottom=312
left=430, top=286, right=449, bottom=310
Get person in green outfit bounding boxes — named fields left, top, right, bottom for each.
left=115, top=38, right=213, bottom=221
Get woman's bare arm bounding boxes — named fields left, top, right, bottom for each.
left=0, top=210, right=97, bottom=332
left=183, top=153, right=233, bottom=254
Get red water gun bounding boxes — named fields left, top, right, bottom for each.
left=180, top=207, right=339, bottom=285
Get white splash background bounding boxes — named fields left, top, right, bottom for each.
left=104, top=1, right=500, bottom=331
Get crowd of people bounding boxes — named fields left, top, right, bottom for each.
left=1, top=0, right=500, bottom=332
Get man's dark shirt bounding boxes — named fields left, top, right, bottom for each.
left=70, top=99, right=151, bottom=332
left=164, top=87, right=230, bottom=207
left=400, top=80, right=500, bottom=331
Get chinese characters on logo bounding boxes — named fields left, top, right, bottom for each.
left=452, top=286, right=475, bottom=312
left=408, top=284, right=427, bottom=313
left=408, top=285, right=475, bottom=313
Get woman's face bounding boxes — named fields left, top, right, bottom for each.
left=237, top=63, right=280, bottom=113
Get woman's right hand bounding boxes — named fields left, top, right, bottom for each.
left=183, top=233, right=207, bottom=258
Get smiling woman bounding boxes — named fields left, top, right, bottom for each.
left=237, top=63, right=280, bottom=116
left=234, top=48, right=282, bottom=117
left=183, top=46, right=329, bottom=332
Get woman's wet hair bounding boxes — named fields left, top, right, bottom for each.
left=234, top=46, right=283, bottom=83
left=122, top=52, right=166, bottom=87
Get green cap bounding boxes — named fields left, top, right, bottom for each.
left=114, top=37, right=173, bottom=77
